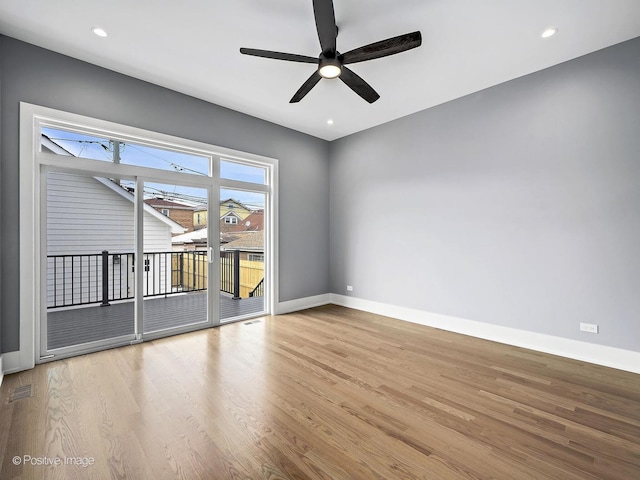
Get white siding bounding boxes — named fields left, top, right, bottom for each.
left=46, top=172, right=171, bottom=255
left=46, top=172, right=174, bottom=307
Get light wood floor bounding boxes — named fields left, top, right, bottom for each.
left=1, top=305, right=639, bottom=479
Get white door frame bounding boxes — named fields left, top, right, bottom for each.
left=18, top=102, right=278, bottom=370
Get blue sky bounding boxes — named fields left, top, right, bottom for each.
left=42, top=126, right=265, bottom=208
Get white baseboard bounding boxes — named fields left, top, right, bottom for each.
left=0, top=351, right=22, bottom=384
left=276, top=294, right=331, bottom=315
left=331, top=294, right=640, bottom=375
left=4, top=293, right=635, bottom=377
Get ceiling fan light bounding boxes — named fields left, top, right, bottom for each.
left=318, top=58, right=342, bottom=78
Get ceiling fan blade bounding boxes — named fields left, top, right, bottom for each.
left=340, top=31, right=422, bottom=65
left=313, top=0, right=337, bottom=54
left=240, top=48, right=318, bottom=64
left=339, top=67, right=380, bottom=103
left=290, top=71, right=323, bottom=103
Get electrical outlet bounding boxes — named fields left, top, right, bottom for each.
left=346, top=285, right=353, bottom=292
left=580, top=323, right=599, bottom=334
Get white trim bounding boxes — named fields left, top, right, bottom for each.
left=330, top=294, right=640, bottom=375
left=268, top=161, right=279, bottom=320
left=19, top=105, right=38, bottom=373
left=0, top=355, right=3, bottom=387
left=35, top=105, right=278, bottom=167
left=0, top=351, right=22, bottom=376
left=134, top=177, right=144, bottom=339
left=276, top=294, right=331, bottom=315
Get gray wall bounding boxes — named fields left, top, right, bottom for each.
left=2, top=33, right=639, bottom=356
left=0, top=36, right=330, bottom=353
left=330, top=37, right=640, bottom=352
left=0, top=36, right=3, bottom=354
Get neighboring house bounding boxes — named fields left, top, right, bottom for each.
left=43, top=135, right=185, bottom=306
left=222, top=209, right=264, bottom=234
left=173, top=211, right=265, bottom=251
left=220, top=231, right=264, bottom=261
left=47, top=171, right=185, bottom=306
left=43, top=135, right=185, bottom=255
left=47, top=172, right=184, bottom=255
left=170, top=228, right=248, bottom=251
left=193, top=207, right=208, bottom=230
left=145, top=198, right=195, bottom=232
left=171, top=228, right=208, bottom=251
left=193, top=198, right=253, bottom=229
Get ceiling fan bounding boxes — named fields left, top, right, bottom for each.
left=240, top=0, right=422, bottom=104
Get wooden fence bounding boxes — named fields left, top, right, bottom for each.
left=173, top=251, right=264, bottom=298
left=171, top=252, right=207, bottom=291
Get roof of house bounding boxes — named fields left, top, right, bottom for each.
left=171, top=228, right=208, bottom=244
left=224, top=210, right=264, bottom=232
left=145, top=198, right=195, bottom=210
left=171, top=228, right=248, bottom=245
left=195, top=198, right=253, bottom=213
left=220, top=231, right=264, bottom=251
left=42, top=134, right=75, bottom=155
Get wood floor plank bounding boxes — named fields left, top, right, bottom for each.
left=1, top=304, right=639, bottom=479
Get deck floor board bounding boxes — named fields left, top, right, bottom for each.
left=47, top=293, right=264, bottom=350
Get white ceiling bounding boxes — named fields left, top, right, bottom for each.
left=1, top=0, right=640, bottom=141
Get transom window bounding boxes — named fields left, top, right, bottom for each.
left=41, top=126, right=210, bottom=175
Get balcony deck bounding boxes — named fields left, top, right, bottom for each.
left=46, top=292, right=265, bottom=350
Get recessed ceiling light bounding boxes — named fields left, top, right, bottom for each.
left=327, top=119, right=334, bottom=125
left=541, top=27, right=558, bottom=39
left=92, top=27, right=108, bottom=38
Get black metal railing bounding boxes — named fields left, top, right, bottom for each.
left=143, top=250, right=208, bottom=298
left=220, top=250, right=241, bottom=299
left=249, top=278, right=264, bottom=298
left=47, top=252, right=135, bottom=308
left=47, top=250, right=208, bottom=309
left=47, top=249, right=264, bottom=309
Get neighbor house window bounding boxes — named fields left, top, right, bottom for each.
left=224, top=216, right=238, bottom=224
left=161, top=208, right=169, bottom=216
left=248, top=254, right=264, bottom=262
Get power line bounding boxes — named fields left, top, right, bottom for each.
left=47, top=137, right=208, bottom=176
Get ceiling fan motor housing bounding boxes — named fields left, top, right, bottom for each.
left=318, top=56, right=342, bottom=78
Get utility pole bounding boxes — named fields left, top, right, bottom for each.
left=111, top=140, right=121, bottom=186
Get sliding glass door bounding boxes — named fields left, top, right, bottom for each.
left=42, top=169, right=138, bottom=355
left=219, top=188, right=266, bottom=322
left=219, top=159, right=270, bottom=322
left=29, top=109, right=275, bottom=362
left=142, top=181, right=213, bottom=335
